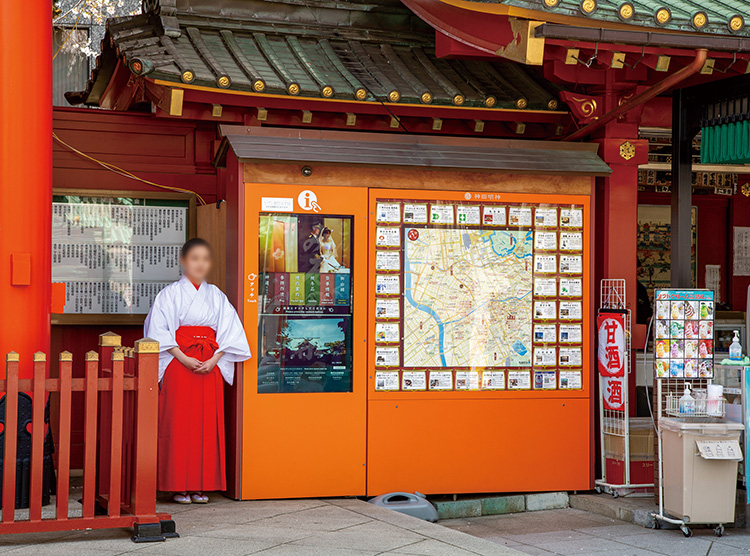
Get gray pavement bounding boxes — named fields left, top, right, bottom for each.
left=0, top=495, right=525, bottom=556
left=443, top=507, right=750, bottom=555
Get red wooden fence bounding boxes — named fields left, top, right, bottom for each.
left=0, top=335, right=175, bottom=542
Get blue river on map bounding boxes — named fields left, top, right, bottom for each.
left=403, top=230, right=532, bottom=367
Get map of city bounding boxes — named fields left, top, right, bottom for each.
left=403, top=228, right=533, bottom=368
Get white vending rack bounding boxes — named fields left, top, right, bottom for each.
left=595, top=279, right=654, bottom=497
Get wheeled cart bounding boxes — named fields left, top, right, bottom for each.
left=654, top=415, right=743, bottom=537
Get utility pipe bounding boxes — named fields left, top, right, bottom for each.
left=564, top=49, right=708, bottom=141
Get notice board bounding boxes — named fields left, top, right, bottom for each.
left=52, top=193, right=190, bottom=321
left=367, top=189, right=592, bottom=495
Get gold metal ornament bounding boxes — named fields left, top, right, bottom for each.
left=729, top=15, right=745, bottom=32
left=288, top=83, right=300, bottom=95
left=618, top=2, right=634, bottom=20
left=571, top=96, right=597, bottom=117
left=516, top=98, right=528, bottom=109
left=253, top=80, right=265, bottom=92
left=620, top=141, right=636, bottom=161
left=742, top=183, right=750, bottom=197
left=453, top=94, right=465, bottom=106
left=388, top=90, right=400, bottom=102
left=547, top=99, right=559, bottom=110
left=484, top=96, right=497, bottom=108
left=692, top=11, right=708, bottom=29
left=355, top=87, right=367, bottom=100
left=655, top=7, right=671, bottom=25
left=543, top=0, right=560, bottom=8
left=181, top=70, right=194, bottom=83
left=420, top=92, right=433, bottom=104
left=580, top=0, right=596, bottom=14
left=322, top=86, right=334, bottom=98
left=217, top=75, right=231, bottom=88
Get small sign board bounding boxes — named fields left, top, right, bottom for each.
left=695, top=440, right=743, bottom=461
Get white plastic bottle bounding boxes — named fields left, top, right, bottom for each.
left=679, top=383, right=695, bottom=415
left=729, top=330, right=742, bottom=361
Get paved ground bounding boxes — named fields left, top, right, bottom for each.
left=0, top=494, right=525, bottom=556
left=443, top=507, right=750, bottom=556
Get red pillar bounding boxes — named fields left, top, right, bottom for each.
left=594, top=133, right=649, bottom=415
left=0, top=2, right=52, bottom=374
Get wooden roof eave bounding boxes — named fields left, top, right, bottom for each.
left=149, top=78, right=570, bottom=125
left=213, top=126, right=611, bottom=176
left=406, top=0, right=750, bottom=61
left=427, top=0, right=732, bottom=36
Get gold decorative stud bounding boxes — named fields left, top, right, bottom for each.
left=131, top=60, right=143, bottom=74
left=452, top=94, right=465, bottom=106
left=516, top=98, right=528, bottom=109
left=321, top=86, right=334, bottom=98
left=547, top=99, right=559, bottom=110
left=620, top=141, right=636, bottom=161
left=217, top=75, right=231, bottom=88
left=655, top=7, right=671, bottom=25
left=355, top=87, right=367, bottom=100
left=288, top=83, right=300, bottom=95
left=580, top=0, right=596, bottom=15
left=729, top=15, right=745, bottom=33
left=253, top=79, right=265, bottom=92
left=742, top=183, right=750, bottom=197
left=59, top=351, right=73, bottom=362
left=181, top=70, right=194, bottom=83
left=388, top=90, right=400, bottom=102
left=692, top=11, right=708, bottom=29
left=85, top=350, right=99, bottom=361
left=618, top=2, right=634, bottom=21
left=33, top=352, right=46, bottom=362
left=543, top=0, right=561, bottom=8
left=484, top=96, right=497, bottom=108
left=421, top=92, right=433, bottom=104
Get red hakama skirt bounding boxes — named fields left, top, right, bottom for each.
left=158, top=326, right=226, bottom=492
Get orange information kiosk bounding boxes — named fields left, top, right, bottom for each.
left=219, top=128, right=607, bottom=500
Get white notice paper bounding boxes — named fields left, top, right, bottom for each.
left=403, top=204, right=428, bottom=223
left=376, top=227, right=401, bottom=247
left=375, top=275, right=400, bottom=295
left=375, top=372, right=400, bottom=391
left=430, top=204, right=455, bottom=224
left=735, top=227, right=750, bottom=276
left=376, top=203, right=401, bottom=223
left=402, top=371, right=427, bottom=390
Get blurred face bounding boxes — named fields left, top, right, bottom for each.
left=181, top=246, right=212, bottom=283
left=322, top=231, right=331, bottom=240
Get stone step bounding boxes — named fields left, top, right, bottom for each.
left=433, top=492, right=569, bottom=520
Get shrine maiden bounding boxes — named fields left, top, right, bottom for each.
left=144, top=238, right=251, bottom=504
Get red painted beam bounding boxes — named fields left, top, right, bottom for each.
left=0, top=1, right=52, bottom=375
left=403, top=0, right=515, bottom=56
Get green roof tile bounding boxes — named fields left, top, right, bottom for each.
left=69, top=2, right=568, bottom=112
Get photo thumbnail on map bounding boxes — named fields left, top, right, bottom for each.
left=257, top=315, right=352, bottom=393
left=402, top=226, right=533, bottom=368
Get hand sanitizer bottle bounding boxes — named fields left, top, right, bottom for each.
left=679, top=383, right=695, bottom=415
left=729, top=330, right=742, bottom=361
